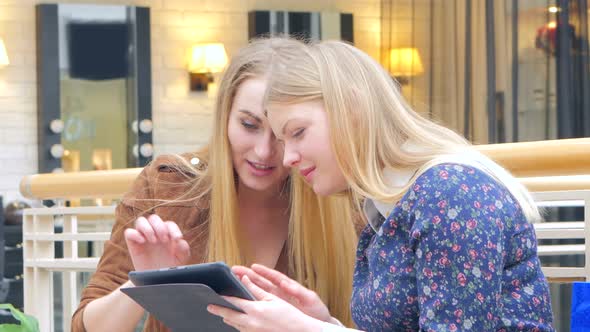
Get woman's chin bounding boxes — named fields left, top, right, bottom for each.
left=312, top=183, right=335, bottom=196
left=312, top=179, right=348, bottom=197
left=241, top=178, right=274, bottom=192
left=238, top=172, right=286, bottom=193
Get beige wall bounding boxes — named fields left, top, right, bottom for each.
left=0, top=0, right=380, bottom=204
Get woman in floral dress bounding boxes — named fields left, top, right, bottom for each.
left=208, top=38, right=555, bottom=332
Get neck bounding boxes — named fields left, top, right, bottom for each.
left=236, top=179, right=291, bottom=268
left=236, top=179, right=290, bottom=210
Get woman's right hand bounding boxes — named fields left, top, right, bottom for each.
left=232, top=264, right=333, bottom=324
left=124, top=214, right=190, bottom=271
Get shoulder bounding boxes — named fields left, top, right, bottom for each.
left=406, top=162, right=511, bottom=208
left=149, top=152, right=207, bottom=176
left=121, top=152, right=210, bottom=208
left=398, top=163, right=504, bottom=217
left=406, top=162, right=512, bottom=207
left=402, top=162, right=518, bottom=233
left=412, top=163, right=496, bottom=191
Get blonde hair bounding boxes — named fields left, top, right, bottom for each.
left=162, top=38, right=357, bottom=324
left=265, top=40, right=541, bottom=223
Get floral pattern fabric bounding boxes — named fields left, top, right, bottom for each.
left=351, top=163, right=554, bottom=331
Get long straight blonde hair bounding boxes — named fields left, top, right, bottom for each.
left=166, top=38, right=358, bottom=325
left=265, top=40, right=541, bottom=224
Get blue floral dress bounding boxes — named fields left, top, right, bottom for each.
left=351, top=163, right=554, bottom=331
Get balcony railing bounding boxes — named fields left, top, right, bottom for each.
left=16, top=137, right=590, bottom=332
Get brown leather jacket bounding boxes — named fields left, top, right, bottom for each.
left=71, top=153, right=211, bottom=332
left=71, top=153, right=366, bottom=331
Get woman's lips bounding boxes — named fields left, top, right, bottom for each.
left=300, top=166, right=316, bottom=181
left=247, top=160, right=275, bottom=176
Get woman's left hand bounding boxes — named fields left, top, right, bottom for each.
left=207, top=275, right=324, bottom=332
left=232, top=264, right=333, bottom=323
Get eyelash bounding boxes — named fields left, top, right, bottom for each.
left=292, top=128, right=305, bottom=139
left=241, top=120, right=258, bottom=131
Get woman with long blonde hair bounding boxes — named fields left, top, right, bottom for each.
left=209, top=39, right=555, bottom=331
left=72, top=38, right=358, bottom=332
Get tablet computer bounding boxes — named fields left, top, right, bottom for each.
left=128, top=261, right=255, bottom=300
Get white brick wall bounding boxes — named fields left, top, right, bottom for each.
left=0, top=0, right=380, bottom=206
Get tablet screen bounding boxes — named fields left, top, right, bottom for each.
left=128, top=261, right=255, bottom=300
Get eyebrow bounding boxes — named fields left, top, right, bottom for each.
left=281, top=119, right=293, bottom=136
left=238, top=110, right=262, bottom=123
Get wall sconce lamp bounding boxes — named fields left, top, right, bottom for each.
left=188, top=43, right=228, bottom=91
left=389, top=47, right=423, bottom=85
left=0, top=37, right=9, bottom=66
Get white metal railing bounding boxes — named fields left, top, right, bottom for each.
left=22, top=205, right=115, bottom=332
left=533, top=190, right=590, bottom=282
left=14, top=138, right=590, bottom=332
left=18, top=188, right=590, bottom=331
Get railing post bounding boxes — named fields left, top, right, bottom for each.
left=62, top=214, right=78, bottom=332
left=24, top=212, right=55, bottom=332
left=585, top=192, right=590, bottom=281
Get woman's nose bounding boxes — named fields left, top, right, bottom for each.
left=254, top=133, right=276, bottom=160
left=282, top=145, right=300, bottom=168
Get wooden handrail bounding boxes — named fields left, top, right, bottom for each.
left=520, top=175, right=590, bottom=192
left=20, top=168, right=142, bottom=200
left=19, top=138, right=590, bottom=200
left=476, top=137, right=590, bottom=177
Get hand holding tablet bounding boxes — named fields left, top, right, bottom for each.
left=121, top=262, right=254, bottom=331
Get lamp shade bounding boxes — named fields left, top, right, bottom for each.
left=389, top=48, right=423, bottom=77
left=188, top=43, right=228, bottom=74
left=0, top=38, right=9, bottom=66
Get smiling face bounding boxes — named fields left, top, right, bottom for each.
left=267, top=100, right=349, bottom=196
left=227, top=78, right=290, bottom=193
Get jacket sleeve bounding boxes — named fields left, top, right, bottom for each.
left=70, top=164, right=155, bottom=332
